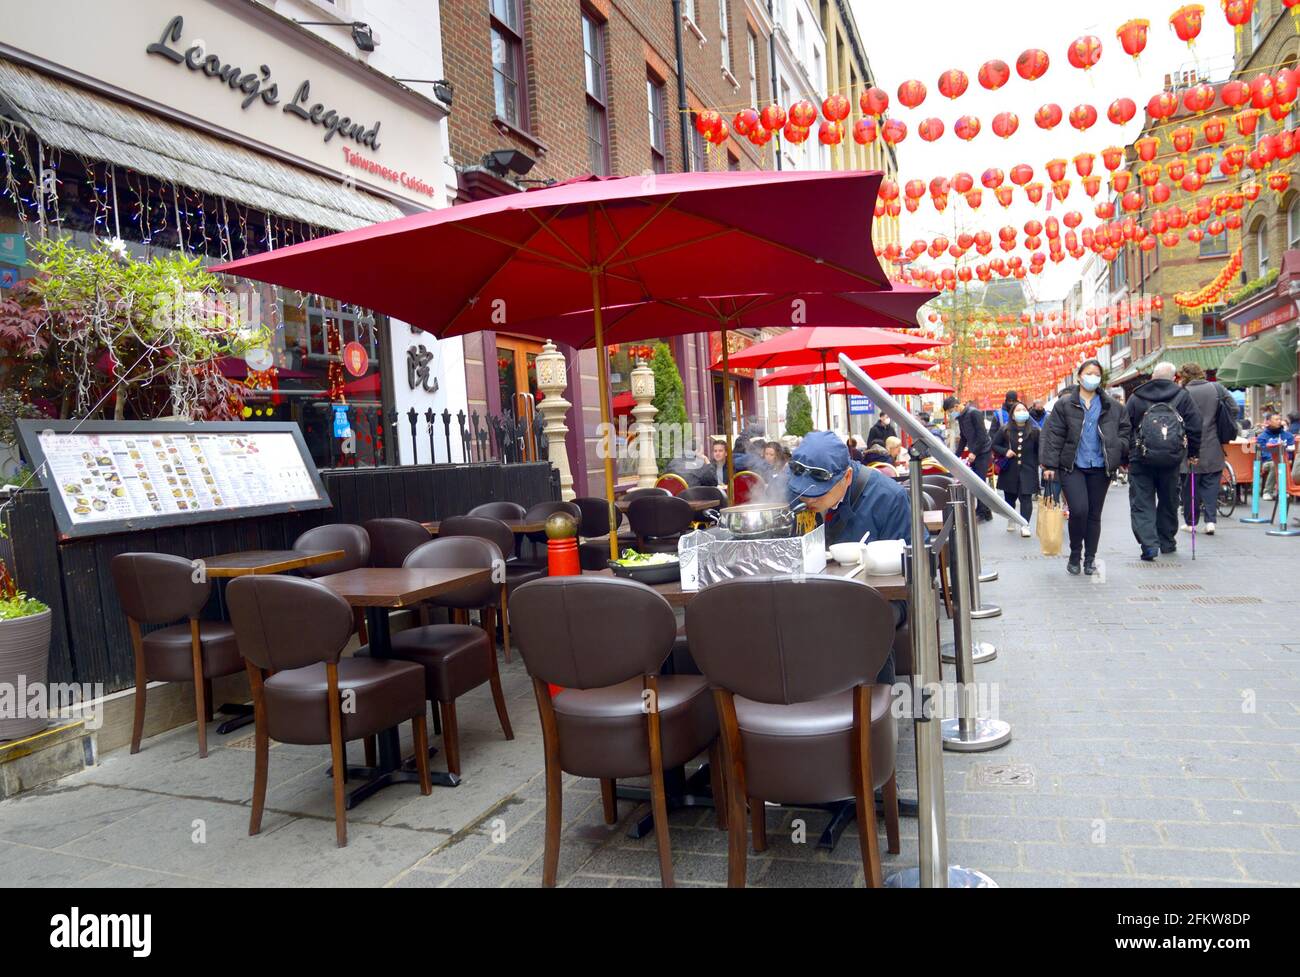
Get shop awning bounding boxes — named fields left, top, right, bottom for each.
left=0, top=59, right=405, bottom=232
left=1112, top=343, right=1236, bottom=384
left=1231, top=325, right=1299, bottom=388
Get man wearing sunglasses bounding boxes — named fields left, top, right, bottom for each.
left=786, top=431, right=913, bottom=684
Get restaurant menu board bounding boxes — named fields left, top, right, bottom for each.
left=17, top=421, right=330, bottom=538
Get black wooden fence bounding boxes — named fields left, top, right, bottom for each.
left=6, top=462, right=558, bottom=694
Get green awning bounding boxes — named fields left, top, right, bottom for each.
left=1233, top=325, right=1299, bottom=387
left=1215, top=343, right=1249, bottom=386
left=1116, top=344, right=1237, bottom=384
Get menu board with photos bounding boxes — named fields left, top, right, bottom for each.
left=17, top=421, right=331, bottom=539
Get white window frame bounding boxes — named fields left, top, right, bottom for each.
left=1257, top=225, right=1270, bottom=278
left=1289, top=198, right=1300, bottom=248
left=719, top=0, right=731, bottom=71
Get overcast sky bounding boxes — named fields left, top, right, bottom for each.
left=850, top=0, right=1236, bottom=301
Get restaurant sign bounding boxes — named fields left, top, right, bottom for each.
left=709, top=332, right=756, bottom=378
left=1241, top=301, right=1296, bottom=338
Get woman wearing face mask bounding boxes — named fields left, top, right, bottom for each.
left=991, top=401, right=1040, bottom=537
left=1040, top=359, right=1131, bottom=575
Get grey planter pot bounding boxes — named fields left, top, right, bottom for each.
left=0, top=608, right=52, bottom=741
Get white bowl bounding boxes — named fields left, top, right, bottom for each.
left=862, top=539, right=906, bottom=575
left=828, top=541, right=864, bottom=565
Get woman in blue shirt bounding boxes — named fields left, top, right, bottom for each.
left=1040, top=359, right=1131, bottom=575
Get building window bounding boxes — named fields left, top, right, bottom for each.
left=727, top=150, right=740, bottom=171
left=1256, top=224, right=1269, bottom=277
left=796, top=13, right=806, bottom=62
left=490, top=0, right=527, bottom=129
left=582, top=11, right=610, bottom=175
left=1251, top=2, right=1262, bottom=49
left=719, top=1, right=732, bottom=71
left=647, top=72, right=667, bottom=173
left=690, top=113, right=708, bottom=171
left=1203, top=311, right=1228, bottom=340
left=1289, top=198, right=1300, bottom=248
left=1200, top=228, right=1229, bottom=258
left=747, top=29, right=759, bottom=106
left=683, top=0, right=695, bottom=22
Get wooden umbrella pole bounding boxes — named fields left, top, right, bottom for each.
left=591, top=273, right=620, bottom=561
left=822, top=351, right=832, bottom=428
left=721, top=327, right=735, bottom=499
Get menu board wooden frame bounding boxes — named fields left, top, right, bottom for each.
left=16, top=420, right=331, bottom=540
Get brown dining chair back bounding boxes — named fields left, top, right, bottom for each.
left=468, top=501, right=527, bottom=520
left=626, top=495, right=693, bottom=546
left=510, top=576, right=721, bottom=887
left=110, top=552, right=243, bottom=759
left=574, top=495, right=625, bottom=534
left=438, top=514, right=514, bottom=564
left=111, top=552, right=210, bottom=625
left=228, top=575, right=430, bottom=848
left=404, top=537, right=501, bottom=609
left=685, top=575, right=899, bottom=887
left=922, top=478, right=952, bottom=512
left=362, top=518, right=431, bottom=569
left=624, top=486, right=670, bottom=500
left=679, top=485, right=728, bottom=508
left=293, top=523, right=371, bottom=578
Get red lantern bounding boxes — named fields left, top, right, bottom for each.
left=918, top=117, right=945, bottom=141
left=1147, top=91, right=1179, bottom=121
left=1235, top=108, right=1261, bottom=137
left=1244, top=180, right=1262, bottom=200
left=707, top=119, right=729, bottom=147
left=881, top=118, right=907, bottom=145
left=1107, top=97, right=1137, bottom=125
left=1162, top=231, right=1180, bottom=247
left=1269, top=171, right=1291, bottom=195
left=1117, top=19, right=1150, bottom=60
left=1025, top=182, right=1044, bottom=204
left=981, top=168, right=1005, bottom=189
left=1101, top=145, right=1125, bottom=171
left=817, top=120, right=844, bottom=145
left=1096, top=202, right=1116, bottom=219
left=1270, top=100, right=1292, bottom=121
left=1186, top=82, right=1217, bottom=113
left=1169, top=5, right=1205, bottom=47
left=978, top=59, right=1010, bottom=91
left=694, top=109, right=723, bottom=140
left=760, top=103, right=787, bottom=131
left=1225, top=143, right=1248, bottom=168
left=1122, top=190, right=1144, bottom=212
left=954, top=115, right=981, bottom=141
left=904, top=179, right=925, bottom=200
left=937, top=69, right=968, bottom=100
left=1182, top=172, right=1205, bottom=192
left=852, top=118, right=877, bottom=144
left=789, top=99, right=818, bottom=127
left=1112, top=170, right=1132, bottom=193
left=992, top=111, right=1019, bottom=138
left=1069, top=104, right=1098, bottom=131
left=1222, top=0, right=1256, bottom=31
left=952, top=171, right=975, bottom=194
left=1168, top=126, right=1194, bottom=154
left=732, top=109, right=759, bottom=137
left=1068, top=35, right=1103, bottom=71
left=1220, top=80, right=1251, bottom=109
left=897, top=80, right=927, bottom=109
left=1017, top=48, right=1050, bottom=81
left=1187, top=227, right=1205, bottom=243
left=1136, top=136, right=1159, bottom=161
left=1034, top=103, right=1063, bottom=130
left=821, top=94, right=850, bottom=122
left=1202, top=117, right=1226, bottom=144
left=1046, top=158, right=1067, bottom=182
left=995, top=186, right=1014, bottom=207
left=1152, top=183, right=1172, bottom=204
left=1063, top=210, right=1083, bottom=229
left=965, top=189, right=983, bottom=210
left=1051, top=180, right=1071, bottom=203
left=1167, top=159, right=1187, bottom=181
left=1139, top=163, right=1161, bottom=187
left=783, top=122, right=810, bottom=144
left=1275, top=68, right=1299, bottom=106
left=1073, top=153, right=1095, bottom=179
left=1250, top=73, right=1275, bottom=109
left=747, top=123, right=771, bottom=147
left=859, top=88, right=888, bottom=117
left=1010, top=163, right=1034, bottom=186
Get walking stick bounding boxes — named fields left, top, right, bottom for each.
left=1190, top=472, right=1196, bottom=561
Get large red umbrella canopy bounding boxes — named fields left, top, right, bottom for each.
left=757, top=354, right=937, bottom=387
left=210, top=171, right=890, bottom=337
left=508, top=284, right=937, bottom=349
left=723, top=326, right=944, bottom=371
left=828, top=373, right=954, bottom=396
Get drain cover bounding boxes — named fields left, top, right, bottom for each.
left=1138, top=583, right=1203, bottom=591
left=1127, top=596, right=1162, bottom=602
left=974, top=762, right=1036, bottom=787
left=224, top=734, right=280, bottom=751
left=1191, top=595, right=1264, bottom=605
left=1125, top=561, right=1180, bottom=569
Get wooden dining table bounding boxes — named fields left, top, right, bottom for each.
left=313, top=566, right=493, bottom=805
left=423, top=519, right=546, bottom=535
left=614, top=496, right=719, bottom=514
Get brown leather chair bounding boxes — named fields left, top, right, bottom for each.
left=362, top=518, right=432, bottom=569
left=295, top=522, right=373, bottom=639
left=468, top=501, right=527, bottom=520
left=226, top=574, right=431, bottom=848
left=626, top=495, right=694, bottom=554
left=679, top=485, right=727, bottom=508
left=110, top=552, right=244, bottom=759
left=685, top=575, right=901, bottom=888
left=385, top=537, right=515, bottom=776
left=624, top=486, right=670, bottom=500
left=510, top=576, right=721, bottom=888
left=575, top=496, right=635, bottom=570
left=438, top=514, right=544, bottom=662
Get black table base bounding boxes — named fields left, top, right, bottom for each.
left=215, top=703, right=254, bottom=735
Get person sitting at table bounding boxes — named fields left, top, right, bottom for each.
left=1256, top=413, right=1296, bottom=501
left=708, top=439, right=731, bottom=487
left=861, top=439, right=892, bottom=464
left=732, top=436, right=768, bottom=477
left=762, top=441, right=788, bottom=473
left=846, top=436, right=864, bottom=462
left=885, top=436, right=906, bottom=465
left=786, top=431, right=913, bottom=685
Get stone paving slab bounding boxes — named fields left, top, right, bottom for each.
left=0, top=492, right=1296, bottom=888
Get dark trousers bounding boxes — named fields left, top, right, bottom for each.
left=1129, top=461, right=1181, bottom=551
left=971, top=450, right=993, bottom=519
left=1060, top=467, right=1110, bottom=561
left=1182, top=470, right=1220, bottom=527
left=1003, top=491, right=1033, bottom=520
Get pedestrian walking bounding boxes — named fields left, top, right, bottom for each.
left=1126, top=362, right=1202, bottom=561
left=1177, top=362, right=1237, bottom=535
left=1040, top=359, right=1131, bottom=575
left=991, top=401, right=1039, bottom=537
left=988, top=389, right=1019, bottom=442
left=944, top=395, right=994, bottom=521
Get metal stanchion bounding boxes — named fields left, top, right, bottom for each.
left=941, top=482, right=996, bottom=666
left=885, top=445, right=997, bottom=889
left=966, top=491, right=1001, bottom=619
left=1264, top=448, right=1300, bottom=537
left=1241, top=451, right=1270, bottom=524
left=942, top=485, right=1012, bottom=752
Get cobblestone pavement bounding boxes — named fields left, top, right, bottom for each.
left=2, top=492, right=1296, bottom=887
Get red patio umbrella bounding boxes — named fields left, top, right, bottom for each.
left=211, top=170, right=892, bottom=557
left=827, top=373, right=954, bottom=396
left=757, top=354, right=938, bottom=387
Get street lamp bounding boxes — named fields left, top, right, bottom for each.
left=392, top=79, right=455, bottom=105
left=295, top=20, right=380, bottom=52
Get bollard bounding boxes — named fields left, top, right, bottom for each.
left=966, top=484, right=1001, bottom=619
left=1265, top=446, right=1300, bottom=537
left=941, top=485, right=1012, bottom=752
left=1241, top=449, right=1270, bottom=523
left=941, top=485, right=996, bottom=666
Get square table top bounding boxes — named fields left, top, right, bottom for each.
left=201, top=549, right=345, bottom=578
left=585, top=560, right=908, bottom=606
left=313, top=567, right=493, bottom=607
left=423, top=519, right=546, bottom=535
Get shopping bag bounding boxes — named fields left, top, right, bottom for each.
left=1036, top=482, right=1065, bottom=556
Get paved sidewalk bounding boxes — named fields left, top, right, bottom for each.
left=1, top=491, right=1296, bottom=887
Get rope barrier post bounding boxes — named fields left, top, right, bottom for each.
left=1241, top=448, right=1270, bottom=523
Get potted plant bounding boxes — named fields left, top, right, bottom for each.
left=0, top=522, right=51, bottom=741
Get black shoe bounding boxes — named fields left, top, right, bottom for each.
left=1140, top=546, right=1158, bottom=561
left=1083, top=560, right=1097, bottom=575
left=1067, top=559, right=1081, bottom=575
left=1160, top=544, right=1177, bottom=555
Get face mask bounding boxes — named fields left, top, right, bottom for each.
left=1080, top=375, right=1101, bottom=392
left=1013, top=410, right=1030, bottom=423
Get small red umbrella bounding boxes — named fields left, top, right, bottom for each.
left=757, top=354, right=938, bottom=387
left=828, top=373, right=954, bottom=396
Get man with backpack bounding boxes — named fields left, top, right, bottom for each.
left=1126, top=362, right=1203, bottom=560
left=1176, top=362, right=1238, bottom=536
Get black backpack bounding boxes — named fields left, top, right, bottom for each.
left=1136, top=401, right=1186, bottom=466
left=1213, top=385, right=1238, bottom=445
